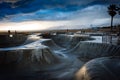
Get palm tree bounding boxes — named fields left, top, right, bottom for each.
left=108, top=4, right=117, bottom=32
left=108, top=4, right=117, bottom=44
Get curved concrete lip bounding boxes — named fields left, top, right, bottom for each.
left=75, top=57, right=120, bottom=80
left=0, top=39, right=74, bottom=72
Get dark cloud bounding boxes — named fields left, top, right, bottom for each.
left=0, top=0, right=120, bottom=21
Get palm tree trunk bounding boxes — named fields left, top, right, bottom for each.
left=110, top=16, right=113, bottom=44
left=111, top=16, right=113, bottom=32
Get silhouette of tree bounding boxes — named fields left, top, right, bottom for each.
left=108, top=4, right=117, bottom=44
left=107, top=4, right=120, bottom=44
left=108, top=4, right=117, bottom=32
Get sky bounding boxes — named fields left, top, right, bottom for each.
left=0, top=0, right=120, bottom=31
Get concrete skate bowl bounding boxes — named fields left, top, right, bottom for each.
left=0, top=41, right=72, bottom=80
left=75, top=57, right=120, bottom=80
left=41, top=39, right=64, bottom=51
left=66, top=42, right=120, bottom=62
left=23, top=34, right=41, bottom=45
left=51, top=34, right=93, bottom=49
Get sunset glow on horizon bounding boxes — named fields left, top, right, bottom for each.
left=0, top=21, right=69, bottom=31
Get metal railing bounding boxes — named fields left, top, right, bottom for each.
left=102, top=33, right=120, bottom=45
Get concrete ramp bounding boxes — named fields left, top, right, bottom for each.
left=52, top=35, right=73, bottom=48
left=0, top=39, right=75, bottom=80
left=0, top=41, right=61, bottom=73
left=41, top=39, right=64, bottom=51
left=66, top=42, right=120, bottom=61
left=52, top=34, right=91, bottom=49
left=75, top=57, right=120, bottom=80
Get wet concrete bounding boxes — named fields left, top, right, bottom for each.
left=0, top=34, right=120, bottom=80
left=75, top=57, right=120, bottom=80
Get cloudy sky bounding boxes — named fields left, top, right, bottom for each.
left=0, top=0, right=120, bottom=31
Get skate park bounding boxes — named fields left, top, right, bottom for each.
left=0, top=33, right=120, bottom=80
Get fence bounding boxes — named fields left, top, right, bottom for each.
left=102, top=33, right=120, bottom=45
